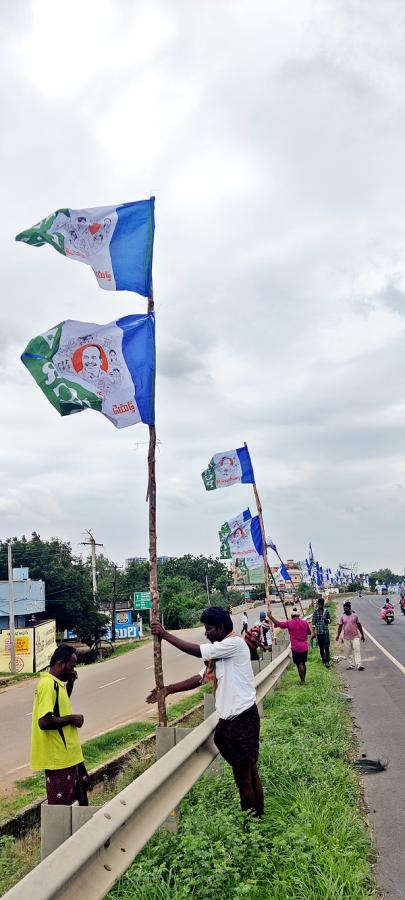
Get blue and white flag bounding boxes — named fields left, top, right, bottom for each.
left=21, top=313, right=155, bottom=429
left=279, top=562, right=292, bottom=582
left=226, top=514, right=263, bottom=569
left=219, top=509, right=252, bottom=559
left=266, top=537, right=277, bottom=551
left=298, top=560, right=311, bottom=583
left=202, top=445, right=254, bottom=491
left=316, top=564, right=323, bottom=587
left=16, top=199, right=155, bottom=296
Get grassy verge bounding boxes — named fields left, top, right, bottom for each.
left=108, top=652, right=374, bottom=900
left=0, top=688, right=206, bottom=825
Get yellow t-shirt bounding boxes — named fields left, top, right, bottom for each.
left=30, top=672, right=84, bottom=771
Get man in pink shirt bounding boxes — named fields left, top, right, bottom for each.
left=269, top=607, right=311, bottom=683
left=336, top=600, right=365, bottom=671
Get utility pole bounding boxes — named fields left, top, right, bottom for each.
left=7, top=542, right=16, bottom=674
left=81, top=531, right=103, bottom=602
left=110, top=564, right=123, bottom=642
left=205, top=574, right=210, bottom=605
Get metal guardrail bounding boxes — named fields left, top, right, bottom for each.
left=3, top=643, right=291, bottom=900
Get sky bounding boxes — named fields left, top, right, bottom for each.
left=2, top=0, right=405, bottom=574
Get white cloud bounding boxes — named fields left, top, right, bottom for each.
left=3, top=0, right=405, bottom=573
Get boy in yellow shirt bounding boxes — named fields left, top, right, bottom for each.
left=30, top=644, right=88, bottom=804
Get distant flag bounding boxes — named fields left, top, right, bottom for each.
left=279, top=562, right=292, bottom=582
left=21, top=313, right=155, bottom=429
left=298, top=560, right=311, bottom=584
left=266, top=537, right=277, bottom=551
left=219, top=509, right=252, bottom=559
left=225, top=514, right=263, bottom=570
left=202, top=445, right=254, bottom=491
left=309, top=542, right=314, bottom=564
left=16, top=199, right=155, bottom=296
left=305, top=558, right=312, bottom=576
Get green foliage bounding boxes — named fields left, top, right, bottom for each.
left=369, top=569, right=401, bottom=589
left=0, top=534, right=106, bottom=643
left=0, top=537, right=232, bottom=638
left=297, top=582, right=320, bottom=600
left=109, top=656, right=373, bottom=900
left=346, top=581, right=365, bottom=593
left=159, top=555, right=229, bottom=589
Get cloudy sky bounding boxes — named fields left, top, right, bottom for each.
left=2, top=0, right=405, bottom=573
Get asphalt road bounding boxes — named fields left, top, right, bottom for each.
left=0, top=601, right=288, bottom=785
left=336, top=594, right=405, bottom=900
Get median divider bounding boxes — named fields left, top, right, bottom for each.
left=2, top=636, right=291, bottom=900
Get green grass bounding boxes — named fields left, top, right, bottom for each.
left=0, top=690, right=206, bottom=825
left=0, top=830, right=40, bottom=897
left=108, top=653, right=374, bottom=900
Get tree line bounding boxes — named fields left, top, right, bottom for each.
left=0, top=534, right=242, bottom=642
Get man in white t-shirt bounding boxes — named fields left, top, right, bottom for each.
left=148, top=606, right=264, bottom=816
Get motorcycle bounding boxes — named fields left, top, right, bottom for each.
left=380, top=606, right=395, bottom=625
left=400, top=598, right=405, bottom=616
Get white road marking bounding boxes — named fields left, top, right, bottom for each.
left=98, top=677, right=126, bottom=690
left=363, top=627, right=405, bottom=676
left=176, top=652, right=183, bottom=656
left=25, top=712, right=32, bottom=716
left=6, top=763, right=30, bottom=775
left=145, top=665, right=154, bottom=670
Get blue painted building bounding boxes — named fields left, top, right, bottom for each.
left=0, top=568, right=45, bottom=629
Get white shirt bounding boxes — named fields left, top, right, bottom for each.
left=200, top=635, right=256, bottom=720
left=241, top=612, right=248, bottom=625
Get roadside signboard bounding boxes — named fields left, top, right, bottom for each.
left=133, top=591, right=151, bottom=610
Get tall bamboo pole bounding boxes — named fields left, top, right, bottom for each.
left=147, top=293, right=167, bottom=727
left=272, top=548, right=304, bottom=615
left=266, top=559, right=289, bottom=619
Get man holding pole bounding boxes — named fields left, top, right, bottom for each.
left=147, top=606, right=264, bottom=817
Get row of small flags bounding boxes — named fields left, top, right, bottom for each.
left=201, top=445, right=370, bottom=587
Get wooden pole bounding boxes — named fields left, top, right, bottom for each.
left=273, top=548, right=304, bottom=615
left=7, top=543, right=16, bottom=675
left=251, top=482, right=271, bottom=612
left=266, top=559, right=289, bottom=619
left=147, top=293, right=167, bottom=727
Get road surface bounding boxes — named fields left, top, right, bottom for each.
left=0, top=601, right=289, bottom=785
left=336, top=594, right=405, bottom=900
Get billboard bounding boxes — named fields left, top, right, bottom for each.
left=34, top=620, right=57, bottom=672
left=0, top=628, right=34, bottom=673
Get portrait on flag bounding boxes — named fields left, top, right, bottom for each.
left=21, top=314, right=155, bottom=429
left=219, top=509, right=252, bottom=559
left=16, top=199, right=155, bottom=296
left=226, top=515, right=263, bottom=570
left=202, top=445, right=254, bottom=490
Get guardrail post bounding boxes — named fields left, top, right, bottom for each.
left=41, top=803, right=71, bottom=861
left=41, top=802, right=102, bottom=860
left=156, top=725, right=194, bottom=832
left=204, top=692, right=215, bottom=719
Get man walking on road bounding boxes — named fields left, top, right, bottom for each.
left=240, top=610, right=248, bottom=634
left=148, top=606, right=264, bottom=816
left=268, top=607, right=311, bottom=683
left=312, top=598, right=331, bottom=667
left=336, top=601, right=365, bottom=671
left=30, top=644, right=89, bottom=805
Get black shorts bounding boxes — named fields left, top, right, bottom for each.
left=292, top=650, right=308, bottom=665
left=214, top=704, right=260, bottom=769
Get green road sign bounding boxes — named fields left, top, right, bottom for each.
left=134, top=591, right=151, bottom=610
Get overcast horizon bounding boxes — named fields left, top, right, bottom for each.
left=2, top=1, right=405, bottom=575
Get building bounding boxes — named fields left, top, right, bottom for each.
left=0, top=568, right=45, bottom=629
left=125, top=556, right=175, bottom=568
